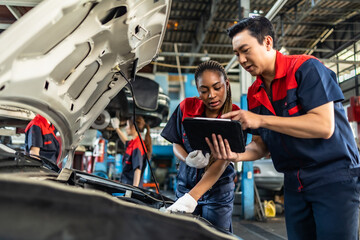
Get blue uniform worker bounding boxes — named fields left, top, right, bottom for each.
left=248, top=52, right=360, bottom=190
left=161, top=97, right=240, bottom=231
left=120, top=135, right=147, bottom=187
left=111, top=115, right=152, bottom=187
left=209, top=16, right=360, bottom=240
left=248, top=52, right=360, bottom=240
left=25, top=114, right=60, bottom=163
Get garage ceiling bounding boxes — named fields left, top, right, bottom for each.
left=0, top=0, right=359, bottom=75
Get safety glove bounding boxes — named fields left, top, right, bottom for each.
left=110, top=117, right=120, bottom=129
left=166, top=193, right=197, bottom=213
left=185, top=150, right=210, bottom=169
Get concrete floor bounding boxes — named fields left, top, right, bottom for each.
left=232, top=214, right=287, bottom=240
left=162, top=190, right=288, bottom=239
left=162, top=191, right=359, bottom=239
left=233, top=212, right=360, bottom=240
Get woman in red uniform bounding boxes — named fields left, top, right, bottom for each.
left=161, top=60, right=241, bottom=232
left=111, top=116, right=152, bottom=187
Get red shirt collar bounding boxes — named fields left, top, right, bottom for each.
left=273, top=51, right=288, bottom=79
left=128, top=135, right=147, bottom=153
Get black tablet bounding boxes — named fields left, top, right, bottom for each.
left=183, top=117, right=246, bottom=153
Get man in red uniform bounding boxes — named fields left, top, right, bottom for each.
left=207, top=16, right=360, bottom=240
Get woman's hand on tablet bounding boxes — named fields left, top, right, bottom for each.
left=206, top=134, right=240, bottom=162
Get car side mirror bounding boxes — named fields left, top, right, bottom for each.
left=128, top=75, right=159, bottom=111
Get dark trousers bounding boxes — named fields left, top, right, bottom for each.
left=193, top=190, right=234, bottom=233
left=284, top=177, right=360, bottom=240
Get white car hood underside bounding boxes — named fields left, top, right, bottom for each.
left=0, top=0, right=171, bottom=163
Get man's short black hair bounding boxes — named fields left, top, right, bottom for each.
left=227, top=16, right=276, bottom=49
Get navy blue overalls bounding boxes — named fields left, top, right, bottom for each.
left=161, top=97, right=239, bottom=232
left=25, top=114, right=60, bottom=163
left=248, top=51, right=360, bottom=240
left=120, top=136, right=147, bottom=187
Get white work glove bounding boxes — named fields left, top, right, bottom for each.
left=111, top=117, right=120, bottom=129
left=185, top=150, right=210, bottom=169
left=166, top=193, right=198, bottom=213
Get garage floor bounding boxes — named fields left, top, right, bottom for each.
left=232, top=215, right=287, bottom=240
left=162, top=190, right=288, bottom=239
left=233, top=212, right=360, bottom=240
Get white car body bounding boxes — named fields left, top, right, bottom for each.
left=253, top=158, right=284, bottom=192
left=0, top=1, right=244, bottom=239
left=0, top=0, right=170, bottom=166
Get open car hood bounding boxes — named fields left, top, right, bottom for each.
left=0, top=148, right=241, bottom=240
left=0, top=0, right=170, bottom=164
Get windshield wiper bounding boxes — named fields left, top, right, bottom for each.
left=0, top=143, right=16, bottom=157
left=27, top=153, right=60, bottom=173
left=0, top=144, right=59, bottom=172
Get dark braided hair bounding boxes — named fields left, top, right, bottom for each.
left=194, top=60, right=233, bottom=171
left=194, top=60, right=233, bottom=115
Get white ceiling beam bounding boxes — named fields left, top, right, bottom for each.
left=162, top=42, right=333, bottom=53
left=160, top=52, right=233, bottom=59
left=159, top=51, right=360, bottom=65
left=6, top=5, right=22, bottom=19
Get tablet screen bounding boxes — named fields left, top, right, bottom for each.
left=183, top=117, right=246, bottom=153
